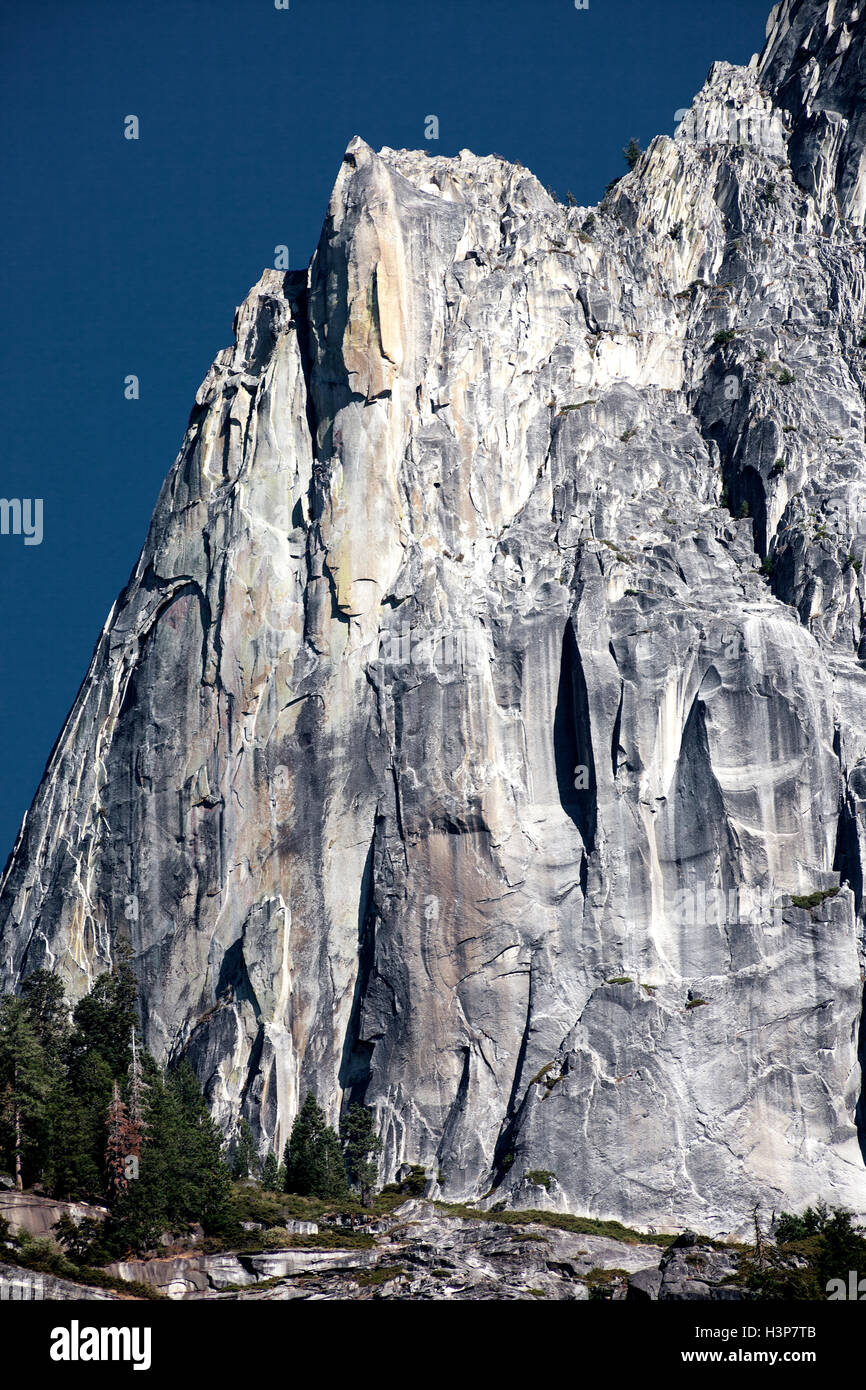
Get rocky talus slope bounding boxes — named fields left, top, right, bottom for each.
left=0, top=1198, right=747, bottom=1301
left=2, top=0, right=866, bottom=1236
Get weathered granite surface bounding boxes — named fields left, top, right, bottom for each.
left=2, top=0, right=866, bottom=1236
left=0, top=1261, right=118, bottom=1301
left=0, top=1192, right=107, bottom=1240
left=0, top=1199, right=752, bottom=1301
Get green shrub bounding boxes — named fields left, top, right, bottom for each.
left=525, top=1170, right=555, bottom=1191
left=623, top=138, right=642, bottom=171
left=777, top=368, right=795, bottom=385
left=790, top=887, right=839, bottom=911
left=400, top=1165, right=429, bottom=1196
left=713, top=329, right=736, bottom=346
left=741, top=1206, right=866, bottom=1299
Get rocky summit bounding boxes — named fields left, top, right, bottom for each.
left=2, top=0, right=866, bottom=1239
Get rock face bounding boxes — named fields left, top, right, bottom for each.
left=2, top=0, right=866, bottom=1237
left=0, top=1193, right=107, bottom=1240
left=107, top=1199, right=667, bottom=1301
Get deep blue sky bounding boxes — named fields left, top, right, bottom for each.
left=0, top=0, right=772, bottom=864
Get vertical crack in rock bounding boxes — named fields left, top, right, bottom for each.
left=554, top=622, right=597, bottom=852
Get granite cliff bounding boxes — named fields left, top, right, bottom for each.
left=3, top=0, right=866, bottom=1237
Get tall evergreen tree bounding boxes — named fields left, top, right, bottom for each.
left=283, top=1091, right=347, bottom=1199
left=341, top=1103, right=382, bottom=1206
left=283, top=1092, right=326, bottom=1196
left=127, top=1026, right=148, bottom=1137
left=261, top=1150, right=280, bottom=1190
left=0, top=996, right=50, bottom=1189
left=231, top=1119, right=258, bottom=1179
left=20, top=971, right=69, bottom=1058
left=318, top=1125, right=349, bottom=1200
left=71, top=939, right=138, bottom=1078
left=107, top=1061, right=231, bottom=1253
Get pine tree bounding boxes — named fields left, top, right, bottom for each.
left=283, top=1091, right=348, bottom=1199
left=341, top=1103, right=382, bottom=1207
left=20, top=971, right=69, bottom=1057
left=283, top=1092, right=326, bottom=1195
left=261, top=1151, right=280, bottom=1190
left=107, top=1061, right=231, bottom=1254
left=54, top=1049, right=114, bottom=1200
left=105, top=1080, right=138, bottom=1198
left=0, top=996, right=50, bottom=1189
left=127, top=1026, right=148, bottom=1139
left=71, top=940, right=138, bottom=1078
left=623, top=137, right=642, bottom=171
left=232, top=1119, right=258, bottom=1179
left=319, top=1125, right=348, bottom=1200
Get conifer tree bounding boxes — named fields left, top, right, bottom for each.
left=283, top=1091, right=326, bottom=1195
left=318, top=1125, right=349, bottom=1201
left=232, top=1119, right=258, bottom=1179
left=105, top=1080, right=138, bottom=1198
left=0, top=996, right=50, bottom=1189
left=341, top=1103, right=382, bottom=1207
left=127, top=1026, right=148, bottom=1139
left=261, top=1150, right=280, bottom=1190
left=283, top=1091, right=348, bottom=1199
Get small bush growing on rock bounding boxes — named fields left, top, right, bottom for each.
left=623, top=138, right=642, bottom=171
left=398, top=1165, right=429, bottom=1197
left=777, top=368, right=795, bottom=385
left=713, top=329, right=736, bottom=346
left=770, top=458, right=786, bottom=477
left=790, top=887, right=839, bottom=911
left=525, top=1170, right=555, bottom=1191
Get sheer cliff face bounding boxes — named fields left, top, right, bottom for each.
left=2, top=0, right=866, bottom=1235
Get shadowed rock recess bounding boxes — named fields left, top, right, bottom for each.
left=3, top=0, right=866, bottom=1239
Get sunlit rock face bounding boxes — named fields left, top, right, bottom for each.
left=2, top=0, right=866, bottom=1237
